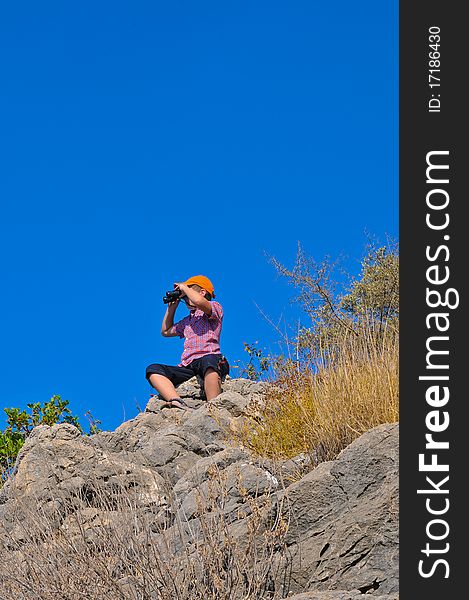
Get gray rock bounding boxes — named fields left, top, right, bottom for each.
left=0, top=423, right=167, bottom=547
left=0, top=378, right=399, bottom=599
left=278, top=423, right=399, bottom=596
left=91, top=405, right=230, bottom=484
left=176, top=460, right=280, bottom=523
left=173, top=447, right=251, bottom=496
left=212, top=390, right=250, bottom=416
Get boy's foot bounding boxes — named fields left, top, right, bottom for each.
left=160, top=398, right=190, bottom=410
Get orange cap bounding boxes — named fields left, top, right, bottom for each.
left=183, top=275, right=215, bottom=297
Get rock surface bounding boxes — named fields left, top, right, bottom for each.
left=0, top=377, right=399, bottom=598
left=280, top=423, right=399, bottom=595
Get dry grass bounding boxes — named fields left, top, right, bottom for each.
left=0, top=467, right=290, bottom=600
left=234, top=326, right=399, bottom=464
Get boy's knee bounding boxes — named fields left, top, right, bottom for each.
left=146, top=363, right=166, bottom=380
left=148, top=373, right=164, bottom=390
left=149, top=373, right=166, bottom=382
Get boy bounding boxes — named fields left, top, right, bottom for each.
left=146, top=275, right=229, bottom=409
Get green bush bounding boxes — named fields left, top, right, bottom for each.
left=1, top=395, right=100, bottom=476
left=267, top=237, right=399, bottom=375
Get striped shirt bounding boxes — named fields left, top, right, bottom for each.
left=172, top=301, right=224, bottom=366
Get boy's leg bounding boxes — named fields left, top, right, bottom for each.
left=193, top=355, right=229, bottom=401
left=148, top=374, right=181, bottom=402
left=146, top=364, right=194, bottom=407
left=204, top=368, right=222, bottom=401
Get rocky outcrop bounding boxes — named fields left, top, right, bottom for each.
left=0, top=377, right=398, bottom=599
left=278, top=423, right=398, bottom=595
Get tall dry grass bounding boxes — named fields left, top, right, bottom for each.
left=235, top=323, right=399, bottom=464
left=0, top=468, right=290, bottom=600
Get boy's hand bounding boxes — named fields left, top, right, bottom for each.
left=174, top=282, right=190, bottom=296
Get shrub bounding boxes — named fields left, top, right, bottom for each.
left=237, top=324, right=398, bottom=462
left=235, top=237, right=399, bottom=462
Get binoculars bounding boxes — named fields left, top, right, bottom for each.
left=163, top=289, right=182, bottom=304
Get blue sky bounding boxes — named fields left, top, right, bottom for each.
left=0, top=1, right=398, bottom=432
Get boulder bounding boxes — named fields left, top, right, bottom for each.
left=278, top=423, right=399, bottom=596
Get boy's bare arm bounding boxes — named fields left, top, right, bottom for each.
left=161, top=302, right=179, bottom=337
left=175, top=283, right=212, bottom=315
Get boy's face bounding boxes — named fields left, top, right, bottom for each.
left=182, top=286, right=206, bottom=311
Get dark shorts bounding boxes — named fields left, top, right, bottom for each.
left=145, top=353, right=230, bottom=388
